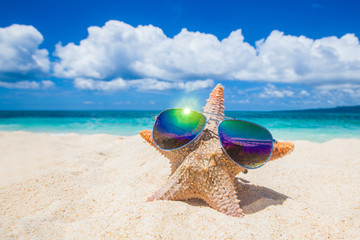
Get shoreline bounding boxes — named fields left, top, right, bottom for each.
left=1, top=131, right=359, bottom=239
left=1, top=130, right=360, bottom=143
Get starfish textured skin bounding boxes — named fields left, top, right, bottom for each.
left=140, top=84, right=294, bottom=217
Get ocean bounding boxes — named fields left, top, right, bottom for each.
left=0, top=110, right=359, bottom=142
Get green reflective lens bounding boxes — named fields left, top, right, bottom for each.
left=153, top=109, right=206, bottom=150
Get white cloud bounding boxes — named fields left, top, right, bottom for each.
left=254, top=31, right=360, bottom=83
left=53, top=20, right=360, bottom=88
left=53, top=21, right=255, bottom=82
left=129, top=78, right=176, bottom=91
left=315, top=83, right=360, bottom=98
left=231, top=99, right=250, bottom=104
left=238, top=87, right=262, bottom=95
left=2, top=20, right=360, bottom=99
left=74, top=78, right=127, bottom=91
left=54, top=21, right=167, bottom=80
left=300, top=90, right=310, bottom=96
left=181, top=79, right=215, bottom=91
left=0, top=24, right=50, bottom=81
left=0, top=80, right=55, bottom=89
left=315, top=83, right=360, bottom=91
left=41, top=80, right=55, bottom=89
left=259, top=84, right=294, bottom=98
left=130, top=78, right=214, bottom=91
left=0, top=81, right=39, bottom=89
left=74, top=77, right=214, bottom=92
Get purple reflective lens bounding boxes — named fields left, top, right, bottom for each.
left=218, top=120, right=273, bottom=169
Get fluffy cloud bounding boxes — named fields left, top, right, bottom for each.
left=300, top=90, right=310, bottom=96
left=41, top=80, right=55, bottom=89
left=53, top=20, right=360, bottom=87
left=254, top=31, right=360, bottom=82
left=259, top=84, right=294, bottom=98
left=53, top=21, right=255, bottom=82
left=74, top=77, right=214, bottom=92
left=0, top=24, right=50, bottom=81
left=74, top=78, right=127, bottom=91
left=237, top=83, right=312, bottom=100
left=2, top=21, right=360, bottom=95
left=0, top=80, right=54, bottom=89
left=315, top=83, right=360, bottom=98
left=129, top=78, right=214, bottom=91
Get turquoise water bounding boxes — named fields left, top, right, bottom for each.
left=0, top=110, right=359, bottom=142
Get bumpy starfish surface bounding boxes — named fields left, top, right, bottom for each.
left=140, top=84, right=294, bottom=217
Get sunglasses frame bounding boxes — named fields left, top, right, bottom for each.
left=152, top=108, right=276, bottom=169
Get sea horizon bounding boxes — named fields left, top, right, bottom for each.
left=1, top=107, right=359, bottom=143
left=1, top=104, right=359, bottom=112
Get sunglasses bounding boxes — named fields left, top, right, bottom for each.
left=152, top=108, right=276, bottom=169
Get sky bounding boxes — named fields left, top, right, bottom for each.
left=0, top=0, right=360, bottom=111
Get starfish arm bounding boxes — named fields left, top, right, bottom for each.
left=148, top=163, right=243, bottom=217
left=201, top=172, right=243, bottom=217
left=140, top=130, right=185, bottom=174
left=270, top=141, right=294, bottom=161
left=147, top=165, right=196, bottom=202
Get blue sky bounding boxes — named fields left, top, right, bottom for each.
left=0, top=0, right=359, bottom=111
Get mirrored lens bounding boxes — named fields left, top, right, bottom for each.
left=218, top=120, right=273, bottom=169
left=153, top=109, right=206, bottom=150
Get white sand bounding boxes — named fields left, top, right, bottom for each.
left=0, top=131, right=359, bottom=239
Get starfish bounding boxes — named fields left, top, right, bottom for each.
left=140, top=84, right=294, bottom=217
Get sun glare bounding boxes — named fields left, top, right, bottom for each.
left=184, top=108, right=191, bottom=114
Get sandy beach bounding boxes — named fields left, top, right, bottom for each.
left=0, top=131, right=359, bottom=239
